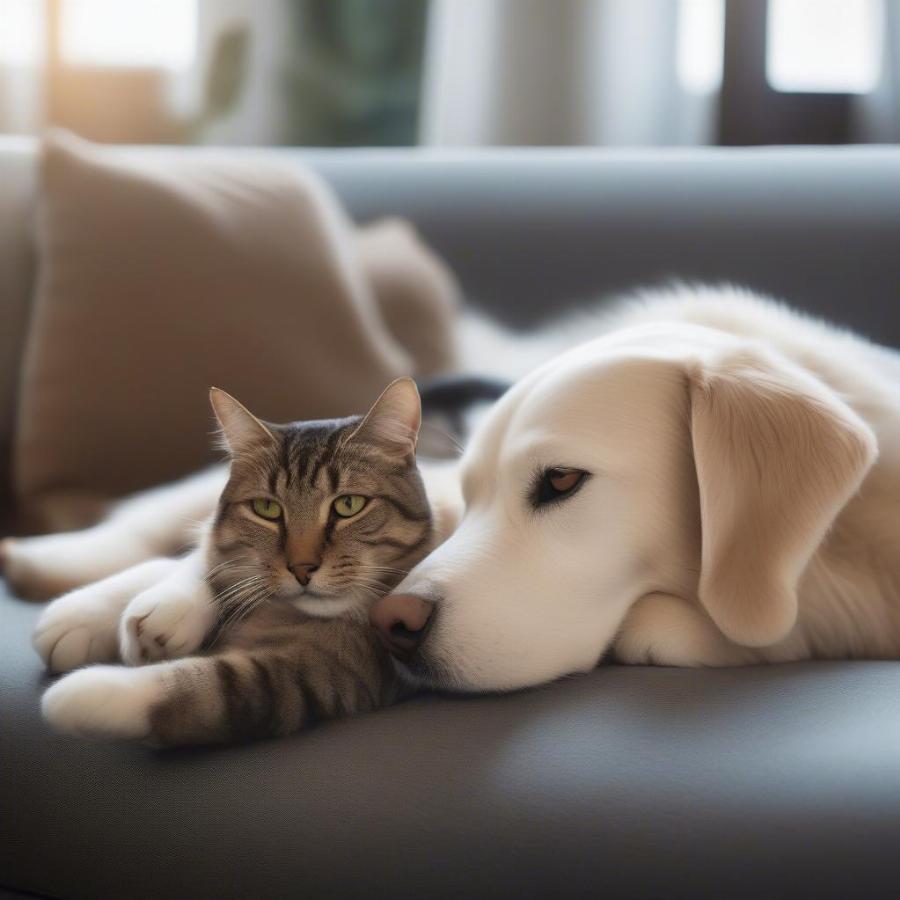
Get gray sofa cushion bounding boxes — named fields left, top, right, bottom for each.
left=3, top=587, right=900, bottom=900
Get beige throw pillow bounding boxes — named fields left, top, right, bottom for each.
left=15, top=132, right=458, bottom=529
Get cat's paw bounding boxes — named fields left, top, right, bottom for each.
left=32, top=558, right=179, bottom=673
left=119, top=576, right=215, bottom=666
left=42, top=665, right=163, bottom=740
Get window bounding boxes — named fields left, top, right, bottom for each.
left=60, top=0, right=197, bottom=69
left=0, top=0, right=42, bottom=65
left=766, top=0, right=883, bottom=93
left=677, top=0, right=725, bottom=95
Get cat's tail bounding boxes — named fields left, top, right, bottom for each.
left=41, top=619, right=397, bottom=746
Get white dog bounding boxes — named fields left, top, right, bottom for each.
left=5, top=286, right=899, bottom=731
left=370, top=286, right=899, bottom=690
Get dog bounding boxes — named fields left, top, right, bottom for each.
left=369, top=286, right=900, bottom=691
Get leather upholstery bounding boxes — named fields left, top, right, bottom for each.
left=3, top=589, right=900, bottom=899
left=2, top=142, right=900, bottom=898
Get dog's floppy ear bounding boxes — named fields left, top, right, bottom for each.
left=687, top=346, right=877, bottom=647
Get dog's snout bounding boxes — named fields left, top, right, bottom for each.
left=370, top=593, right=435, bottom=659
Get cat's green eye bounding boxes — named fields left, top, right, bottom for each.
left=251, top=498, right=282, bottom=520
left=333, top=495, right=367, bottom=518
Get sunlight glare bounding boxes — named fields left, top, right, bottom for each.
left=61, top=0, right=197, bottom=69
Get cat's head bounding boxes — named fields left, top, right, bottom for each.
left=207, top=378, right=433, bottom=621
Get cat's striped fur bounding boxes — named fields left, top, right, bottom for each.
left=40, top=379, right=437, bottom=746
left=157, top=380, right=432, bottom=744
left=138, top=606, right=399, bottom=746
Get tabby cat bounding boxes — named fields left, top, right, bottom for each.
left=37, top=378, right=443, bottom=745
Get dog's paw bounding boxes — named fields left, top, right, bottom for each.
left=33, top=586, right=122, bottom=673
left=32, top=558, right=179, bottom=673
left=42, top=665, right=164, bottom=741
left=119, top=577, right=215, bottom=666
left=2, top=535, right=85, bottom=601
left=2, top=528, right=151, bottom=601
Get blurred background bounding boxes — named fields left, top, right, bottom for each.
left=1, top=0, right=899, bottom=148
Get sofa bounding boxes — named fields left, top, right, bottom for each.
left=2, top=139, right=900, bottom=899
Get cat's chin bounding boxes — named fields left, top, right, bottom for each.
left=288, top=593, right=368, bottom=620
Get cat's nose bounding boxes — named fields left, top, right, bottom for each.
left=290, top=562, right=320, bottom=586
left=370, top=593, right=435, bottom=659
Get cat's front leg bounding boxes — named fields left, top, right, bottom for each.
left=119, top=549, right=217, bottom=665
left=42, top=664, right=168, bottom=741
left=44, top=623, right=397, bottom=746
left=33, top=558, right=181, bottom=673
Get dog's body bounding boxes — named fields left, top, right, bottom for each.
left=6, top=287, right=900, bottom=732
left=379, top=286, right=900, bottom=690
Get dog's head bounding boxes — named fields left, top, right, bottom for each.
left=372, top=323, right=877, bottom=691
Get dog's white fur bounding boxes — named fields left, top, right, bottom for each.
left=5, top=287, right=900, bottom=735
left=394, top=286, right=899, bottom=689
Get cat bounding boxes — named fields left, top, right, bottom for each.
left=26, top=378, right=462, bottom=745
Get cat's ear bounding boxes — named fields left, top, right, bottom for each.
left=209, top=387, right=275, bottom=456
left=348, top=377, right=421, bottom=459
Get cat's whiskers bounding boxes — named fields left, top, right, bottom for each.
left=206, top=557, right=256, bottom=580
left=213, top=581, right=273, bottom=641
left=212, top=567, right=263, bottom=590
left=351, top=567, right=410, bottom=593
left=348, top=575, right=395, bottom=600
left=214, top=573, right=266, bottom=605
left=348, top=581, right=392, bottom=607
left=218, top=586, right=268, bottom=622
left=215, top=576, right=270, bottom=627
left=354, top=564, right=410, bottom=577
left=353, top=580, right=387, bottom=594
left=420, top=419, right=465, bottom=455
left=225, top=586, right=273, bottom=627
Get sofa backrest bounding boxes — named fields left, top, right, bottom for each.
left=300, top=147, right=900, bottom=345
left=2, top=140, right=900, bottom=509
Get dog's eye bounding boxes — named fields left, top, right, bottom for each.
left=532, top=467, right=589, bottom=507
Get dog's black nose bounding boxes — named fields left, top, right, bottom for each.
left=370, top=593, right=435, bottom=659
